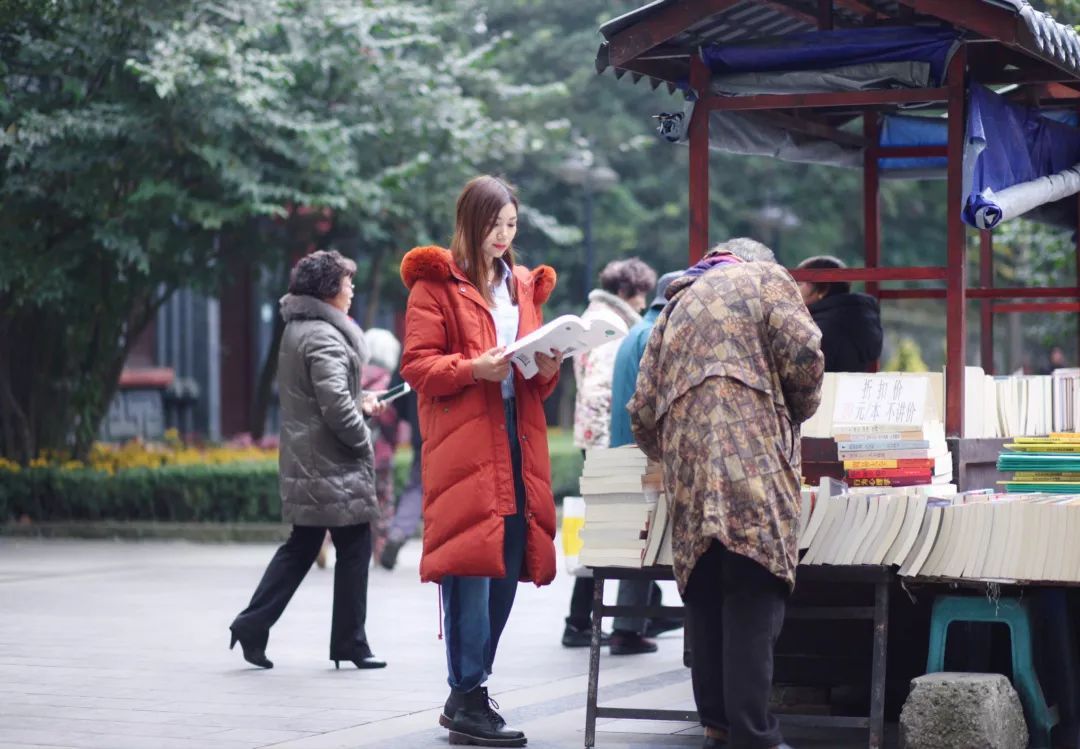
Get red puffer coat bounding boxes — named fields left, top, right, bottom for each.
left=400, top=246, right=559, bottom=585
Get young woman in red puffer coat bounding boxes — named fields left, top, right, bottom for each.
left=399, top=175, right=560, bottom=748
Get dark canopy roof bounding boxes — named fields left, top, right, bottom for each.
left=597, top=0, right=1080, bottom=106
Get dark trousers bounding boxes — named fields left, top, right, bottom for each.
left=442, top=398, right=527, bottom=692
left=684, top=541, right=788, bottom=749
left=613, top=580, right=664, bottom=634
left=232, top=523, right=373, bottom=659
left=568, top=573, right=663, bottom=631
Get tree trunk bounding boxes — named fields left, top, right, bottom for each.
left=0, top=313, right=32, bottom=463
left=0, top=279, right=165, bottom=463
left=249, top=310, right=286, bottom=440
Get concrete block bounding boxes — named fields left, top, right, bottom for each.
left=900, top=672, right=1028, bottom=749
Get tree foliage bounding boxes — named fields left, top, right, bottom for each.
left=0, top=0, right=564, bottom=460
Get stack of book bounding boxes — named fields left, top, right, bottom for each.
left=997, top=433, right=1080, bottom=493
left=577, top=446, right=664, bottom=568
left=799, top=484, right=1080, bottom=583
left=1052, top=370, right=1080, bottom=432
left=898, top=491, right=1080, bottom=583
left=800, top=487, right=938, bottom=567
left=836, top=420, right=954, bottom=489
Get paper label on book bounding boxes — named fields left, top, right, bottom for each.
left=832, top=374, right=929, bottom=429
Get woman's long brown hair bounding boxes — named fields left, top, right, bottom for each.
left=450, top=175, right=518, bottom=307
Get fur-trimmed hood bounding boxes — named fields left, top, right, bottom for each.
left=400, top=245, right=556, bottom=304
left=279, top=293, right=368, bottom=361
left=586, top=288, right=641, bottom=329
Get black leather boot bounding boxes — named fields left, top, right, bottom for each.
left=229, top=626, right=273, bottom=669
left=446, top=686, right=526, bottom=747
left=440, top=688, right=465, bottom=728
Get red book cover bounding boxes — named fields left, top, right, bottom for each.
left=849, top=475, right=935, bottom=488
left=845, top=468, right=936, bottom=480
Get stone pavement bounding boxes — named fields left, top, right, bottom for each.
left=0, top=537, right=891, bottom=749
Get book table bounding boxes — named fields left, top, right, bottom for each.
left=584, top=564, right=892, bottom=748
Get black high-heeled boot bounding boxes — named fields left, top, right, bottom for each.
left=331, top=644, right=386, bottom=670
left=333, top=654, right=386, bottom=669
left=229, top=627, right=273, bottom=669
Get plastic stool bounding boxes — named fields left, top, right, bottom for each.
left=926, top=595, right=1058, bottom=748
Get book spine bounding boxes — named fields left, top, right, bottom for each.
left=838, top=449, right=939, bottom=460
left=843, top=458, right=935, bottom=470
left=850, top=476, right=934, bottom=487
left=845, top=468, right=935, bottom=480
left=1011, top=472, right=1080, bottom=480
left=836, top=439, right=932, bottom=451
left=833, top=431, right=930, bottom=442
left=832, top=422, right=932, bottom=434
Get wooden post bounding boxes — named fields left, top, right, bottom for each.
left=945, top=46, right=968, bottom=437
left=688, top=54, right=711, bottom=264
left=980, top=230, right=994, bottom=374
left=863, top=111, right=881, bottom=298
left=864, top=110, right=881, bottom=372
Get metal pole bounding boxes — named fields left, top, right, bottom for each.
left=584, top=185, right=595, bottom=303
left=688, top=54, right=711, bottom=264
left=980, top=230, right=994, bottom=374
left=945, top=45, right=967, bottom=437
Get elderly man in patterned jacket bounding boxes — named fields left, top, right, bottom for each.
left=629, top=238, right=824, bottom=749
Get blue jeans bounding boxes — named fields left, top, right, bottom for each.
left=442, top=398, right=528, bottom=692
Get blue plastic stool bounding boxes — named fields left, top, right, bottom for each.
left=926, top=595, right=1058, bottom=748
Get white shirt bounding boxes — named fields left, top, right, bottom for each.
left=490, top=260, right=520, bottom=399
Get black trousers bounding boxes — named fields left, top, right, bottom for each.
left=683, top=541, right=788, bottom=749
left=567, top=577, right=664, bottom=631
left=231, top=523, right=373, bottom=659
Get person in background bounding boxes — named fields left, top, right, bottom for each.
left=795, top=255, right=882, bottom=373
left=363, top=328, right=404, bottom=563
left=563, top=257, right=657, bottom=649
left=315, top=327, right=402, bottom=570
left=630, top=238, right=823, bottom=749
left=230, top=250, right=387, bottom=671
left=1039, top=345, right=1068, bottom=375
left=400, top=175, right=561, bottom=748
left=606, top=270, right=684, bottom=656
left=377, top=366, right=422, bottom=571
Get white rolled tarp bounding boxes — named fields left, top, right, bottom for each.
left=972, top=161, right=1080, bottom=230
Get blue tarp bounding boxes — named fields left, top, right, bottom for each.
left=701, top=26, right=960, bottom=85
left=963, top=83, right=1080, bottom=228
left=880, top=115, right=947, bottom=174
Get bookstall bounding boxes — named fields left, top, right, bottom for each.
left=594, top=0, right=1080, bottom=440
left=579, top=1, right=1080, bottom=747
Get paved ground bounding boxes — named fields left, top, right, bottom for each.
left=0, top=537, right=891, bottom=749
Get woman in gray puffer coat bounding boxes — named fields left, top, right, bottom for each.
left=230, top=250, right=387, bottom=671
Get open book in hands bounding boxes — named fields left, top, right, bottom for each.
left=505, top=314, right=627, bottom=379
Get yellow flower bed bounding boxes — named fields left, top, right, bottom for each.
left=0, top=429, right=277, bottom=475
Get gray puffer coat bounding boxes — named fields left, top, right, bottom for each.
left=277, top=294, right=378, bottom=527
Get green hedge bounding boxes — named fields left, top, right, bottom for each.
left=1, top=431, right=584, bottom=524
left=0, top=463, right=280, bottom=523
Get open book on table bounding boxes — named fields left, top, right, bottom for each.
left=505, top=314, right=627, bottom=379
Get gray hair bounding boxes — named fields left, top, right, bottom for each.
left=598, top=257, right=658, bottom=298
left=708, top=237, right=776, bottom=264
left=363, top=328, right=401, bottom=371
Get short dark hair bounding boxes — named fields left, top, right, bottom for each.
left=599, top=258, right=657, bottom=298
left=797, top=255, right=849, bottom=296
left=288, top=250, right=357, bottom=300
